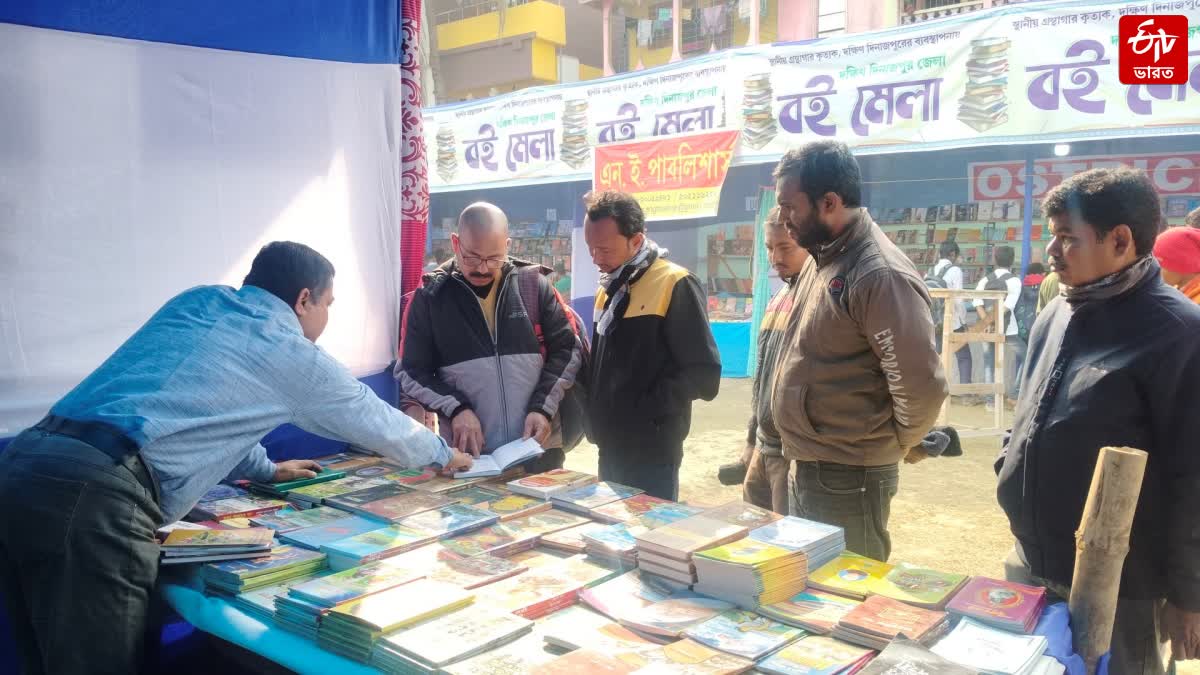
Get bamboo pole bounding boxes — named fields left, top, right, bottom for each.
left=1069, top=446, right=1149, bottom=673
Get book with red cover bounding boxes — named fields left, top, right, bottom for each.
left=945, top=576, right=1046, bottom=633
left=346, top=491, right=454, bottom=523
left=833, top=596, right=949, bottom=650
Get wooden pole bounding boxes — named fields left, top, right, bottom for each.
left=1069, top=446, right=1149, bottom=673
left=937, top=289, right=954, bottom=426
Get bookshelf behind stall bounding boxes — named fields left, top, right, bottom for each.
left=701, top=223, right=756, bottom=323
left=429, top=219, right=574, bottom=277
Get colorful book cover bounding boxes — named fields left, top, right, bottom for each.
left=760, top=590, right=861, bottom=633
left=507, top=469, right=597, bottom=497
left=683, top=609, right=806, bottom=661
left=541, top=604, right=661, bottom=652
left=322, top=524, right=432, bottom=562
left=345, top=464, right=402, bottom=479
left=313, top=452, right=383, bottom=472
left=379, top=606, right=532, bottom=668
left=695, top=538, right=793, bottom=567
left=191, top=495, right=288, bottom=520
left=474, top=493, right=552, bottom=520
left=583, top=523, right=645, bottom=554
left=446, top=485, right=508, bottom=508
left=250, top=469, right=346, bottom=493
left=504, top=509, right=591, bottom=537
left=635, top=516, right=749, bottom=558
left=477, top=567, right=592, bottom=619
left=202, top=545, right=325, bottom=579
left=639, top=503, right=705, bottom=529
left=616, top=637, right=755, bottom=673
left=351, top=491, right=453, bottom=522
left=397, top=503, right=499, bottom=538
left=426, top=554, right=527, bottom=589
left=579, top=571, right=671, bottom=618
left=324, top=482, right=414, bottom=510
left=286, top=475, right=393, bottom=502
left=235, top=571, right=328, bottom=616
left=530, top=650, right=634, bottom=675
left=278, top=515, right=387, bottom=550
left=839, top=596, right=947, bottom=641
left=591, top=494, right=674, bottom=523
left=198, top=484, right=248, bottom=502
left=288, top=559, right=425, bottom=607
left=329, top=579, right=473, bottom=633
left=552, top=481, right=644, bottom=510
left=389, top=466, right=441, bottom=487
left=442, top=632, right=556, bottom=674
left=701, top=501, right=783, bottom=529
left=161, top=528, right=274, bottom=548
left=808, top=553, right=894, bottom=599
left=872, top=563, right=968, bottom=609
left=945, top=576, right=1045, bottom=625
left=541, top=521, right=610, bottom=552
left=749, top=516, right=843, bottom=552
left=622, top=591, right=735, bottom=637
left=758, top=635, right=875, bottom=675
left=249, top=506, right=348, bottom=533
left=438, top=522, right=534, bottom=558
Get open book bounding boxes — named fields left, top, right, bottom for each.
left=455, top=438, right=544, bottom=479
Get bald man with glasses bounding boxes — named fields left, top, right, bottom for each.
left=395, top=203, right=584, bottom=473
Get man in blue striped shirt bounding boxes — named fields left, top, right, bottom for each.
left=0, top=241, right=472, bottom=675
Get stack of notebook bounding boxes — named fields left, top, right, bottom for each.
left=748, top=516, right=846, bottom=573
left=318, top=580, right=474, bottom=662
left=201, top=544, right=326, bottom=594
left=758, top=634, right=876, bottom=675
left=693, top=538, right=809, bottom=608
left=946, top=577, right=1047, bottom=633
left=758, top=588, right=862, bottom=634
left=246, top=469, right=346, bottom=498
left=550, top=481, right=644, bottom=515
left=832, top=595, right=950, bottom=650
left=859, top=638, right=974, bottom=675
left=808, top=552, right=895, bottom=600
left=682, top=609, right=807, bottom=661
left=159, top=528, right=275, bottom=565
left=282, top=558, right=427, bottom=620
left=871, top=563, right=970, bottom=610
left=634, top=515, right=749, bottom=584
left=583, top=523, right=644, bottom=568
left=931, top=617, right=1050, bottom=675
left=702, top=500, right=784, bottom=530
left=371, top=606, right=533, bottom=673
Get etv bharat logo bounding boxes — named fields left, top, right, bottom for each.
left=1118, top=15, right=1188, bottom=85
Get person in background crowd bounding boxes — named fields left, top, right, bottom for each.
left=1036, top=269, right=1060, bottom=314
left=584, top=190, right=721, bottom=499
left=1154, top=226, right=1200, bottom=305
left=553, top=261, right=572, bottom=297
left=0, top=242, right=472, bottom=675
left=424, top=254, right=440, bottom=273
left=928, top=241, right=973, bottom=389
left=771, top=141, right=947, bottom=561
left=997, top=167, right=1200, bottom=673
left=736, top=207, right=810, bottom=514
left=1023, top=262, right=1046, bottom=287
left=1186, top=206, right=1200, bottom=229
left=396, top=203, right=582, bottom=473
left=973, top=246, right=1024, bottom=407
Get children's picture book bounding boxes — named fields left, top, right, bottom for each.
left=590, top=494, right=674, bottom=524
left=396, top=503, right=499, bottom=538
left=507, top=469, right=597, bottom=499
left=682, top=609, right=806, bottom=661
left=808, top=552, right=894, bottom=600
left=758, top=589, right=862, bottom=634
left=249, top=506, right=348, bottom=533
left=871, top=563, right=969, bottom=610
left=551, top=481, right=644, bottom=513
left=278, top=515, right=388, bottom=551
left=758, top=635, right=876, bottom=675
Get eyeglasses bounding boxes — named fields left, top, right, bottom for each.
left=459, top=254, right=506, bottom=270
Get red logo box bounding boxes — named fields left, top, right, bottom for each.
left=1119, top=15, right=1188, bottom=85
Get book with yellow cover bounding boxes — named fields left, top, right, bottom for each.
left=694, top=538, right=796, bottom=568
left=326, top=579, right=473, bottom=634
left=870, top=563, right=969, bottom=610
left=808, top=552, right=894, bottom=600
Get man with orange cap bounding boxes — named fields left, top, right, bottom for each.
left=1154, top=226, right=1200, bottom=304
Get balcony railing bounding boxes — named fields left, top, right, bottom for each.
left=900, top=0, right=1022, bottom=24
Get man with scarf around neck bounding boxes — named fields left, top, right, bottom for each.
left=997, top=167, right=1200, bottom=672
left=584, top=191, right=721, bottom=500
left=770, top=141, right=947, bottom=562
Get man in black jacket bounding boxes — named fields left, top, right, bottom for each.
left=997, top=167, right=1200, bottom=673
left=396, top=203, right=583, bottom=472
left=584, top=191, right=721, bottom=499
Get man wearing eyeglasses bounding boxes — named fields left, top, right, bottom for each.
left=396, top=202, right=583, bottom=472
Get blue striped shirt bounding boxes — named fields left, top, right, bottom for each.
left=52, top=285, right=451, bottom=522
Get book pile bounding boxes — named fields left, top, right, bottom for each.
left=313, top=451, right=385, bottom=472
left=425, top=553, right=527, bottom=589
left=318, top=579, right=473, bottom=662
left=560, top=100, right=590, bottom=170
left=584, top=523, right=645, bottom=568
left=396, top=503, right=499, bottom=539
left=742, top=73, right=777, bottom=150
left=703, top=500, right=784, bottom=530
left=324, top=484, right=440, bottom=521
left=540, top=521, right=610, bottom=554
left=758, top=634, right=876, bottom=675
left=859, top=638, right=974, bottom=675
left=247, top=469, right=345, bottom=497
left=286, top=472, right=403, bottom=507
left=931, top=617, right=1049, bottom=675
left=832, top=596, right=950, bottom=650
left=619, top=590, right=735, bottom=638
left=635, top=515, right=749, bottom=584
left=946, top=577, right=1046, bottom=633
left=278, top=514, right=388, bottom=551
left=372, top=606, right=533, bottom=673
left=758, top=588, right=862, bottom=634
left=189, top=493, right=288, bottom=521
left=808, top=552, right=894, bottom=600
left=579, top=570, right=676, bottom=623
left=476, top=554, right=614, bottom=619
left=958, top=37, right=1011, bottom=132
left=448, top=485, right=551, bottom=520
left=749, top=515, right=846, bottom=573
left=693, top=538, right=809, bottom=608
left=249, top=506, right=349, bottom=533
left=590, top=493, right=675, bottom=524
left=551, top=481, right=644, bottom=515
left=201, top=544, right=326, bottom=595
left=871, top=563, right=969, bottom=610
left=321, top=524, right=437, bottom=571
left=435, top=125, right=457, bottom=183
left=541, top=604, right=664, bottom=652
left=159, top=528, right=275, bottom=565
left=507, top=468, right=597, bottom=499
left=437, top=521, right=541, bottom=559
left=682, top=609, right=806, bottom=661
left=232, top=570, right=327, bottom=623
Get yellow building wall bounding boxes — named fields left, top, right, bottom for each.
left=530, top=38, right=559, bottom=82
left=579, top=63, right=604, bottom=81
left=624, top=0, right=778, bottom=70
left=437, top=0, right=567, bottom=52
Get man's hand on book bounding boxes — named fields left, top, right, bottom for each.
left=451, top=410, right=485, bottom=457
left=523, top=412, right=551, bottom=445
left=442, top=448, right=474, bottom=475
left=272, top=459, right=321, bottom=483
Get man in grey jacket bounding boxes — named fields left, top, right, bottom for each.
left=771, top=141, right=948, bottom=561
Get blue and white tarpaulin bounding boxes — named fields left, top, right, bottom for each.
left=0, top=2, right=408, bottom=436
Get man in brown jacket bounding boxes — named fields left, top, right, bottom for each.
left=771, top=141, right=947, bottom=561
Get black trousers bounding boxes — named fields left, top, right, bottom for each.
left=789, top=460, right=899, bottom=562
left=596, top=448, right=681, bottom=501
left=0, top=427, right=162, bottom=675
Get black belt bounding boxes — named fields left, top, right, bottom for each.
left=33, top=415, right=158, bottom=501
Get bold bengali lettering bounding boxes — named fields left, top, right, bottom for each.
left=464, top=124, right=499, bottom=171
left=777, top=75, right=838, bottom=137
left=597, top=103, right=641, bottom=144
left=850, top=78, right=941, bottom=137
left=1025, top=39, right=1109, bottom=114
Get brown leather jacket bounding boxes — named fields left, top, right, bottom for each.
left=771, top=210, right=947, bottom=466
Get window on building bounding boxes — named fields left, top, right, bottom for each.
left=817, top=0, right=847, bottom=37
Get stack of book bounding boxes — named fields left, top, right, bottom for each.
left=280, top=558, right=428, bottom=633
left=758, top=634, right=876, bottom=675
left=682, top=609, right=807, bottom=661
left=858, top=638, right=974, bottom=675
left=201, top=545, right=326, bottom=595
left=318, top=580, right=473, bottom=662
left=425, top=554, right=528, bottom=589
left=395, top=503, right=499, bottom=539
left=946, top=577, right=1047, bottom=633
left=502, top=509, right=591, bottom=538
left=703, top=500, right=784, bottom=530
left=188, top=493, right=288, bottom=521
left=550, top=481, right=644, bottom=516
left=583, top=523, right=644, bottom=568
left=435, top=125, right=457, bottom=182
left=476, top=554, right=616, bottom=619
left=278, top=514, right=388, bottom=551
left=693, top=538, right=809, bottom=608
left=248, top=506, right=349, bottom=533
left=232, top=570, right=327, bottom=623
left=618, top=590, right=735, bottom=638
left=438, top=522, right=541, bottom=559
left=741, top=73, right=777, bottom=150
left=748, top=516, right=846, bottom=573
left=447, top=485, right=551, bottom=521
left=808, top=552, right=894, bottom=600
left=579, top=570, right=675, bottom=622
left=958, top=37, right=1011, bottom=132
left=635, top=515, right=749, bottom=584
left=246, top=469, right=345, bottom=498
left=325, top=485, right=447, bottom=522
left=539, top=521, right=610, bottom=554
left=871, top=563, right=969, bottom=610
left=758, top=588, right=862, bottom=634
left=159, top=528, right=275, bottom=565
left=590, top=493, right=674, bottom=524
left=931, top=617, right=1050, bottom=675
left=371, top=606, right=533, bottom=673
left=541, top=604, right=665, bottom=652
left=832, top=596, right=950, bottom=650
left=507, top=469, right=597, bottom=499
left=321, top=524, right=437, bottom=571
left=560, top=99, right=590, bottom=170
left=286, top=473, right=402, bottom=508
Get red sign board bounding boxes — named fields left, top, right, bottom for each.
left=1118, top=15, right=1189, bottom=85
left=968, top=152, right=1200, bottom=202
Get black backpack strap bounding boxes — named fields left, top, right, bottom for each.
left=515, top=266, right=542, bottom=330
